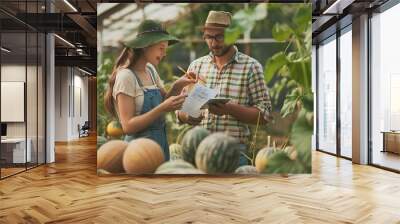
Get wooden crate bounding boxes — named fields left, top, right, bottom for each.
left=384, top=132, right=400, bottom=154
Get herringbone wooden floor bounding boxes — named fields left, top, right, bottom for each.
left=0, top=136, right=399, bottom=224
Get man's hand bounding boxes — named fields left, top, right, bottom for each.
left=208, top=103, right=230, bottom=116
left=187, top=115, right=204, bottom=125
left=209, top=102, right=268, bottom=124
left=177, top=111, right=204, bottom=125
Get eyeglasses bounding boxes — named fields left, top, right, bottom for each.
left=203, top=34, right=224, bottom=42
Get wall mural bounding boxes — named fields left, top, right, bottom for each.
left=97, top=3, right=313, bottom=175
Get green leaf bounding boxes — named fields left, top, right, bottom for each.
left=265, top=151, right=306, bottom=173
left=281, top=94, right=298, bottom=118
left=272, top=23, right=293, bottom=42
left=224, top=25, right=243, bottom=45
left=232, top=9, right=256, bottom=34
left=254, top=3, right=268, bottom=21
left=264, top=52, right=287, bottom=84
left=287, top=57, right=311, bottom=90
left=293, top=5, right=312, bottom=34
left=290, top=108, right=313, bottom=164
left=302, top=93, right=314, bottom=112
left=304, top=24, right=312, bottom=53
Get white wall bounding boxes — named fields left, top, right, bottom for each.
left=1, top=65, right=26, bottom=138
left=54, top=67, right=89, bottom=141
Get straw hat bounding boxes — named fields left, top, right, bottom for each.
left=201, top=11, right=232, bottom=30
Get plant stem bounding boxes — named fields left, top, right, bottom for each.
left=294, top=38, right=309, bottom=91
left=250, top=111, right=261, bottom=165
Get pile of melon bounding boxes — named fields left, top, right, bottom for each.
left=97, top=126, right=295, bottom=175
left=97, top=138, right=165, bottom=174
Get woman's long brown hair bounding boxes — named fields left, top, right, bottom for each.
left=104, top=47, right=142, bottom=117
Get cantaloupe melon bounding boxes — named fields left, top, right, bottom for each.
left=255, top=147, right=277, bottom=173
left=123, top=138, right=164, bottom=174
left=97, top=140, right=128, bottom=173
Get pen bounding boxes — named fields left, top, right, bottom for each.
left=177, top=65, right=198, bottom=82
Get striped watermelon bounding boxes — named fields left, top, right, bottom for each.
left=155, top=160, right=204, bottom=174
left=181, top=127, right=210, bottom=165
left=195, top=133, right=241, bottom=174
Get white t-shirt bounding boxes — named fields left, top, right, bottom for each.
left=112, top=63, right=163, bottom=117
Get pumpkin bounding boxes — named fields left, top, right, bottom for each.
left=195, top=133, right=241, bottom=174
left=181, top=127, right=210, bottom=165
left=169, top=143, right=183, bottom=160
left=255, top=147, right=277, bottom=173
left=97, top=140, right=128, bottom=173
left=235, top=165, right=258, bottom=174
left=106, top=121, right=124, bottom=138
left=123, top=138, right=164, bottom=174
left=155, top=160, right=204, bottom=174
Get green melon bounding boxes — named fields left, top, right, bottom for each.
left=155, top=160, right=204, bottom=174
left=235, top=165, right=258, bottom=174
left=181, top=127, right=210, bottom=165
left=195, top=133, right=241, bottom=174
left=255, top=147, right=277, bottom=173
left=169, top=143, right=183, bottom=160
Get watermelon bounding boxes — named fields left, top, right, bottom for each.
left=181, top=127, right=210, bottom=165
left=235, top=165, right=258, bottom=174
left=155, top=160, right=204, bottom=174
left=195, top=133, right=241, bottom=174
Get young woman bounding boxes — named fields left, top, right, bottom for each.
left=104, top=20, right=196, bottom=160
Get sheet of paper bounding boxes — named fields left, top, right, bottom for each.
left=181, top=84, right=217, bottom=118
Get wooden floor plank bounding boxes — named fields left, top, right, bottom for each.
left=0, top=135, right=399, bottom=223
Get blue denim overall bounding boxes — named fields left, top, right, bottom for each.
left=124, top=68, right=170, bottom=161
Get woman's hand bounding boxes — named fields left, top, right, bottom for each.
left=173, top=71, right=197, bottom=92
left=160, top=94, right=187, bottom=112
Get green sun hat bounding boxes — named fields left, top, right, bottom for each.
left=124, top=20, right=179, bottom=49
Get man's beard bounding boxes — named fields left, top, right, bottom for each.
left=212, top=45, right=231, bottom=57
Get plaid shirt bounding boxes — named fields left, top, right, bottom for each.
left=187, top=46, right=272, bottom=143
